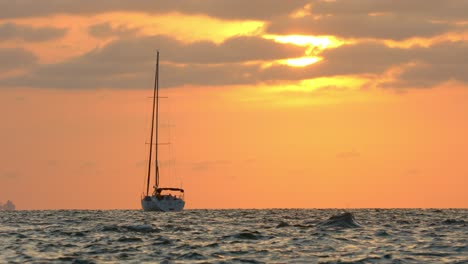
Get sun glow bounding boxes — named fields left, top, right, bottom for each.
left=264, top=35, right=344, bottom=53
left=1, top=12, right=266, bottom=64
left=289, top=3, right=312, bottom=18
left=221, top=76, right=384, bottom=108
left=279, top=56, right=321, bottom=67
left=115, top=12, right=264, bottom=43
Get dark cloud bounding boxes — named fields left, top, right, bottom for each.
left=162, top=63, right=259, bottom=88
left=381, top=63, right=468, bottom=88
left=378, top=41, right=468, bottom=88
left=257, top=41, right=468, bottom=88
left=0, top=35, right=305, bottom=89
left=0, top=48, right=37, bottom=71
left=88, top=22, right=139, bottom=38
left=266, top=0, right=468, bottom=40
left=311, top=0, right=468, bottom=21
left=267, top=14, right=453, bottom=40
left=0, top=23, right=67, bottom=42
left=0, top=0, right=308, bottom=20
left=255, top=42, right=412, bottom=82
left=0, top=59, right=259, bottom=89
left=1, top=1, right=465, bottom=42
left=91, top=35, right=306, bottom=64
left=1, top=33, right=467, bottom=89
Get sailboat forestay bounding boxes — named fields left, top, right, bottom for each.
left=141, top=51, right=185, bottom=212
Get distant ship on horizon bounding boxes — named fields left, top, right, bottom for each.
left=0, top=200, right=16, bottom=211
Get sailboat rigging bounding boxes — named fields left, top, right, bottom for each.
left=141, top=51, right=185, bottom=212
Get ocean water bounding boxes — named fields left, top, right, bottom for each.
left=0, top=209, right=467, bottom=263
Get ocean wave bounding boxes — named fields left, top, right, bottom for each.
left=320, top=212, right=361, bottom=228
left=0, top=209, right=466, bottom=263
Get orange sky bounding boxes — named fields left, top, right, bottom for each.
left=0, top=1, right=467, bottom=209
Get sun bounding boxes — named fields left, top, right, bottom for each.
left=262, top=34, right=343, bottom=67
left=279, top=56, right=322, bottom=67
left=264, top=34, right=343, bottom=52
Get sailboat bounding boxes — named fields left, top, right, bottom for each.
left=0, top=200, right=16, bottom=211
left=141, top=51, right=185, bottom=212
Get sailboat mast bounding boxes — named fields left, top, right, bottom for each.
left=145, top=51, right=159, bottom=196
left=155, top=51, right=160, bottom=189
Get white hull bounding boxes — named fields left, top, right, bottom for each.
left=141, top=196, right=185, bottom=212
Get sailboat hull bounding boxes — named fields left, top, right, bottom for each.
left=141, top=196, right=185, bottom=212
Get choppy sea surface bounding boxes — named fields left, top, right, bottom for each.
left=0, top=209, right=467, bottom=263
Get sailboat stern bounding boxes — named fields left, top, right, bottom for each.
left=141, top=188, right=185, bottom=212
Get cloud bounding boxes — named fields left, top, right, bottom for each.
left=378, top=41, right=468, bottom=88
left=88, top=22, right=139, bottom=38
left=256, top=42, right=410, bottom=81
left=310, top=0, right=468, bottom=21
left=0, top=0, right=308, bottom=20
left=1, top=1, right=465, bottom=43
left=0, top=171, right=19, bottom=179
left=0, top=35, right=305, bottom=89
left=2, top=38, right=468, bottom=89
left=381, top=63, right=468, bottom=88
left=0, top=48, right=37, bottom=71
left=0, top=61, right=259, bottom=89
left=267, top=14, right=453, bottom=40
left=266, top=0, right=468, bottom=40
left=3, top=39, right=468, bottom=89
left=0, top=23, right=67, bottom=42
left=257, top=41, right=468, bottom=88
left=90, top=35, right=306, bottom=64
left=191, top=160, right=231, bottom=171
